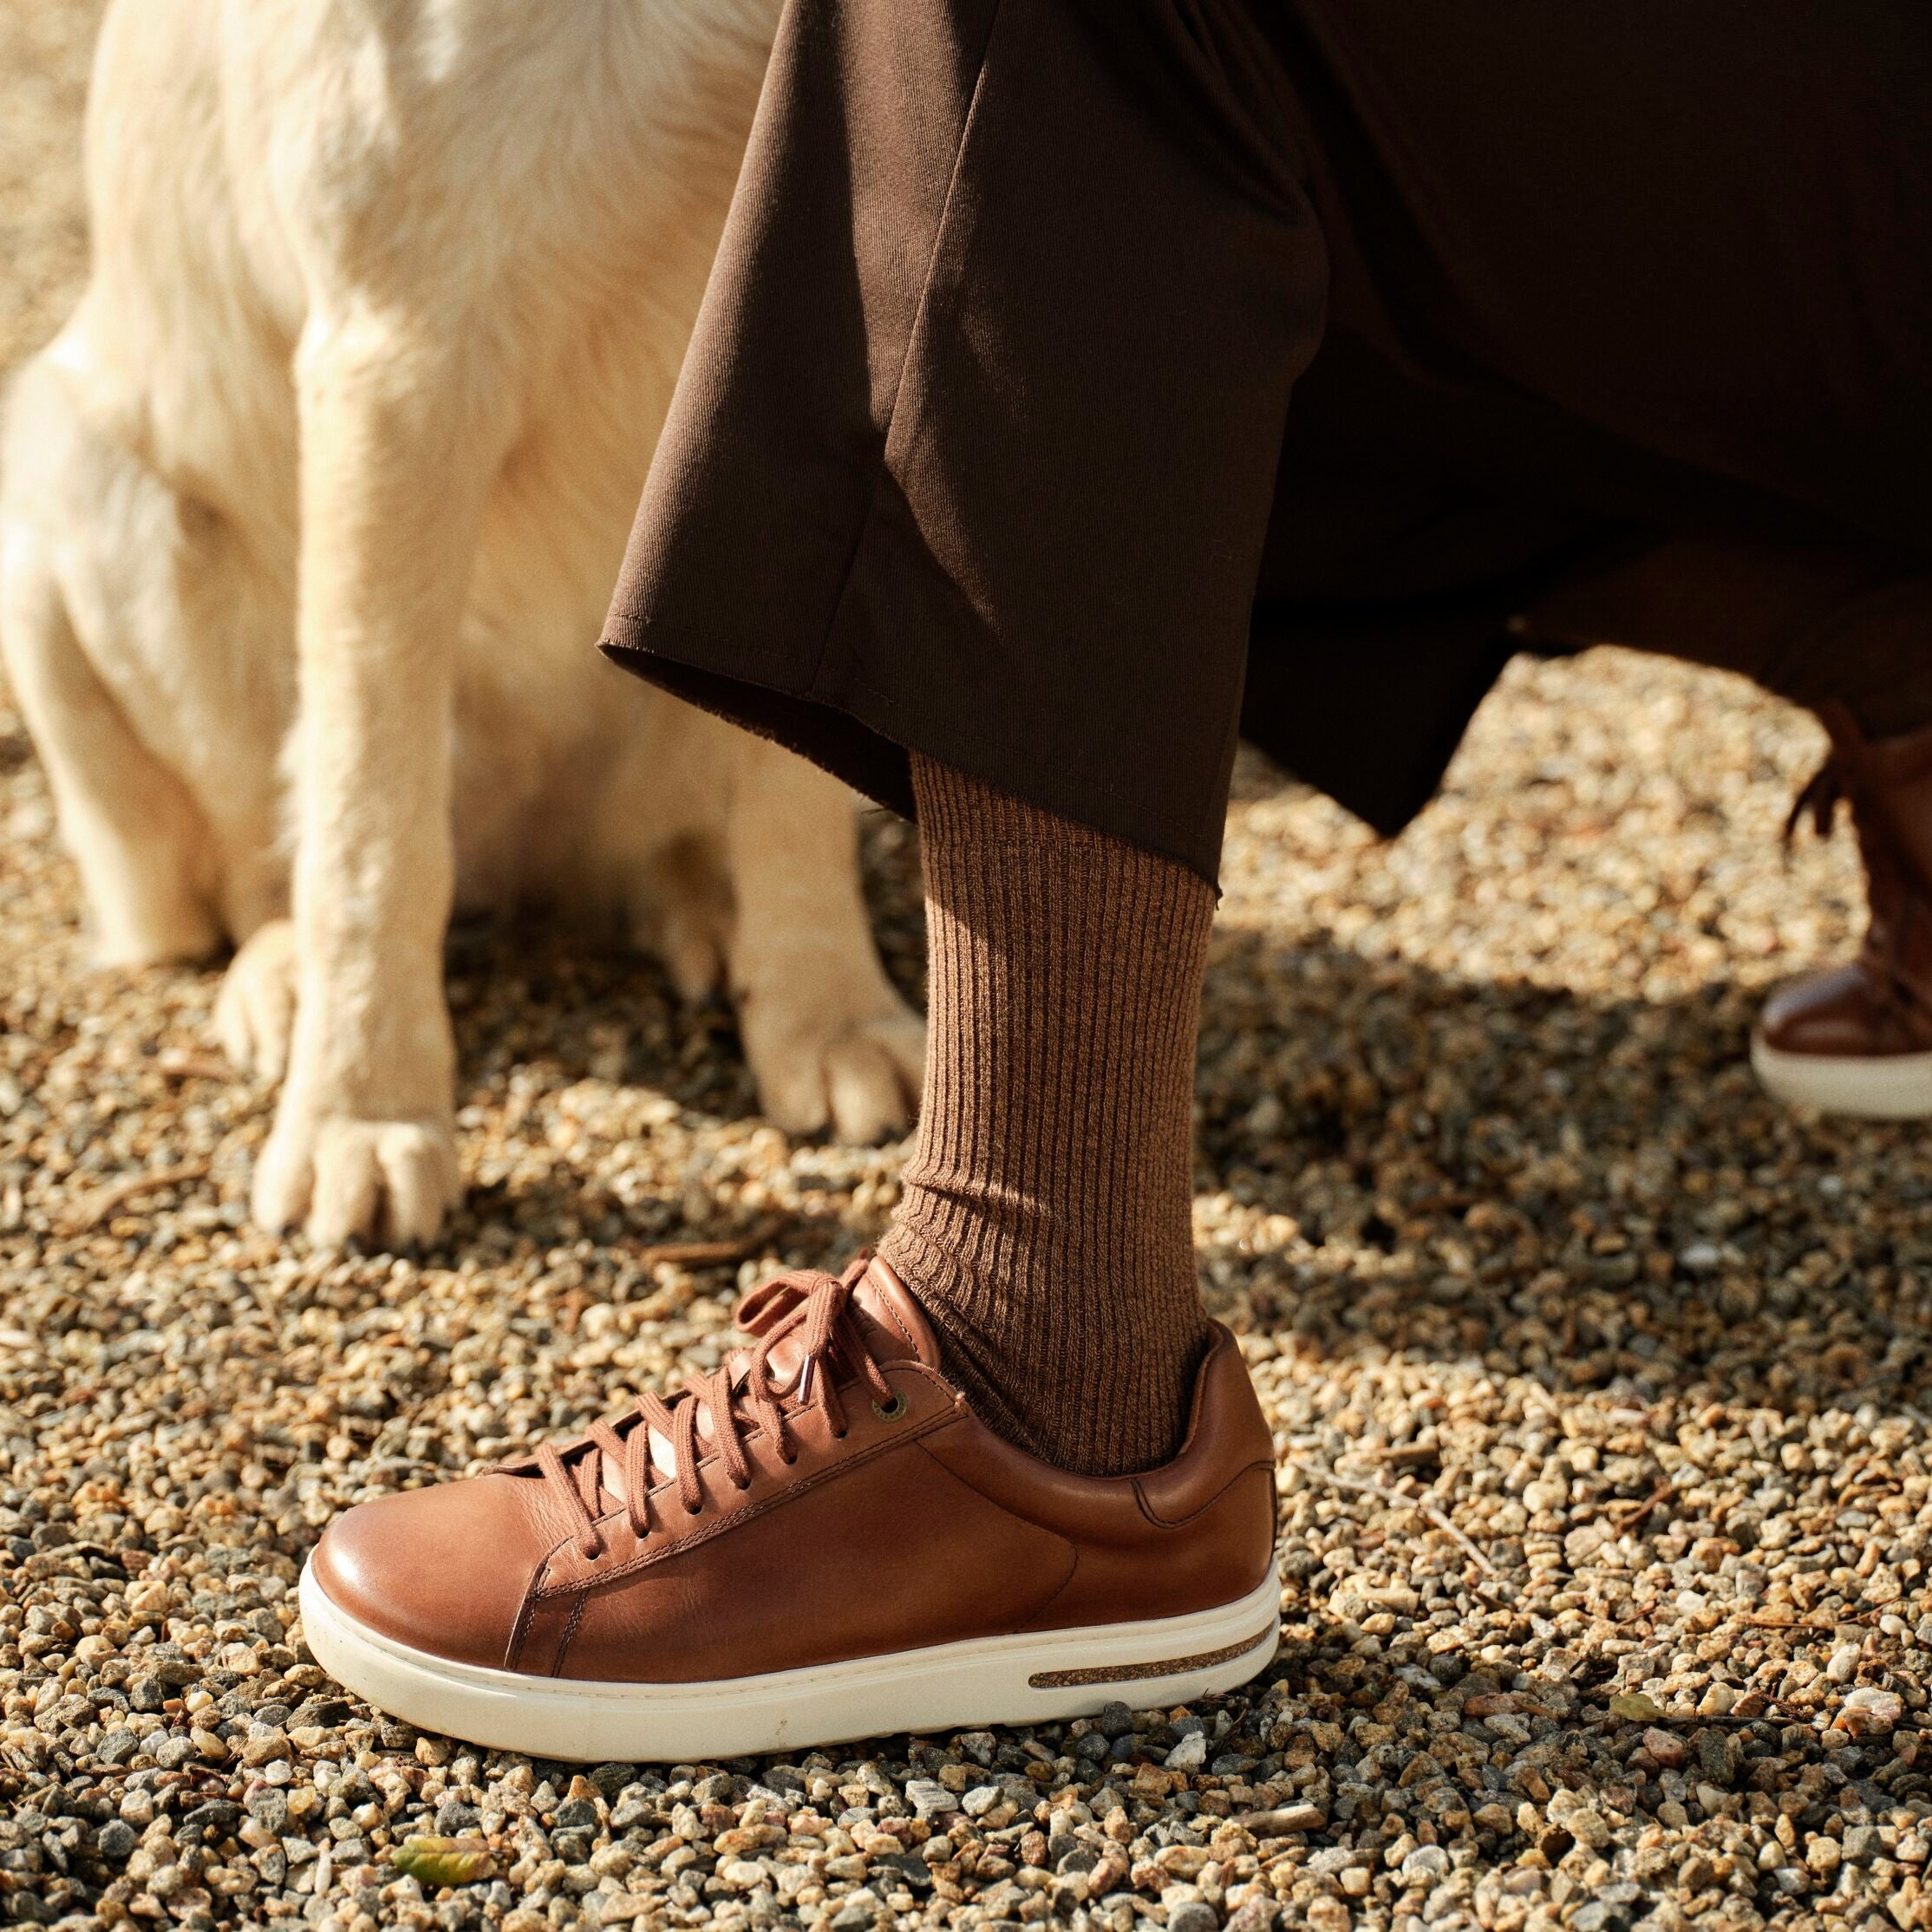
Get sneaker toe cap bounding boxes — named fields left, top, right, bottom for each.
left=307, top=1473, right=558, bottom=1671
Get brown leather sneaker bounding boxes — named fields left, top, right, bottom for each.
left=298, top=1257, right=1279, bottom=1760
left=1753, top=706, right=1932, bottom=1118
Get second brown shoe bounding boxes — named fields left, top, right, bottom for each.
left=298, top=1256, right=1280, bottom=1761
left=1753, top=706, right=1932, bottom=1118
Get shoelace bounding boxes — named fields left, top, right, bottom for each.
left=531, top=1265, right=899, bottom=1559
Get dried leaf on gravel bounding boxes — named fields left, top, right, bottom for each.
left=1609, top=1692, right=1668, bottom=1722
left=391, top=1835, right=498, bottom=1885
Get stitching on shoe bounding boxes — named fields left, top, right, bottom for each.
left=881, top=1301, right=919, bottom=1354
left=994, top=1532, right=1085, bottom=1634
left=532, top=1404, right=957, bottom=1598
left=551, top=1590, right=589, bottom=1677
left=1133, top=1457, right=1277, bottom=1531
left=906, top=1439, right=1085, bottom=1630
left=505, top=1583, right=541, bottom=1674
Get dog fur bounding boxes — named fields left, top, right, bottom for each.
left=0, top=0, right=924, bottom=1248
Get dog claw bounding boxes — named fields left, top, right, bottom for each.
left=752, top=1005, right=927, bottom=1145
left=254, top=1113, right=461, bottom=1250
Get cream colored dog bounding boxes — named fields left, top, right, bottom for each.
left=0, top=0, right=924, bottom=1248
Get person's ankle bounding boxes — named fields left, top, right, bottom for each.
left=874, top=1226, right=1208, bottom=1478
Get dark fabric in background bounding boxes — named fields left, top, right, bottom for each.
left=605, top=0, right=1932, bottom=880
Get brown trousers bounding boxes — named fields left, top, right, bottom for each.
left=604, top=0, right=1932, bottom=880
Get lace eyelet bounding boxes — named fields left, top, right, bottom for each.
left=871, top=1392, right=908, bottom=1423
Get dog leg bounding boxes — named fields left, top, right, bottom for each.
left=251, top=313, right=486, bottom=1248
left=647, top=834, right=735, bottom=1004
left=213, top=917, right=298, bottom=1080
left=723, top=739, right=926, bottom=1145
left=0, top=495, right=220, bottom=965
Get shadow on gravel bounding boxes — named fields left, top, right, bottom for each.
left=442, top=912, right=763, bottom=1135
left=1193, top=925, right=1932, bottom=1424
left=437, top=805, right=929, bottom=1150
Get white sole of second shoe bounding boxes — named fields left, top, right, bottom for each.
left=1751, top=1035, right=1932, bottom=1119
left=297, top=1562, right=1282, bottom=1762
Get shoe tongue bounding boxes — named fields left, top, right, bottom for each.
left=849, top=1256, right=943, bottom=1369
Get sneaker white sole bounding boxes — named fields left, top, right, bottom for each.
left=297, top=1561, right=1281, bottom=1762
left=1751, top=1034, right=1932, bottom=1119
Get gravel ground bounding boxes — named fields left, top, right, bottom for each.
left=3, top=8, right=1931, bottom=1932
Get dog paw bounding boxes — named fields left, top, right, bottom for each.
left=744, top=999, right=926, bottom=1145
left=253, top=1105, right=460, bottom=1250
left=213, top=920, right=298, bottom=1080
left=660, top=910, right=728, bottom=1004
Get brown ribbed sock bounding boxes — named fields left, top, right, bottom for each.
left=878, top=754, right=1216, bottom=1477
